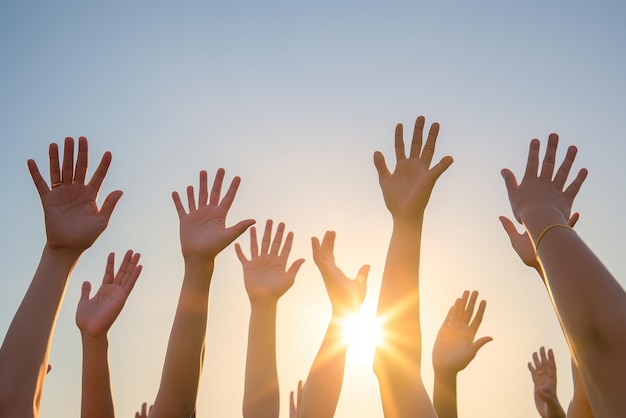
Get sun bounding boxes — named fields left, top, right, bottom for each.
left=342, top=309, right=383, bottom=363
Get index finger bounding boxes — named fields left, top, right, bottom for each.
left=87, top=151, right=113, bottom=192
left=522, top=139, right=541, bottom=180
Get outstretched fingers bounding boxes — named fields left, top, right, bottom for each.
left=61, top=137, right=75, bottom=185
left=469, top=300, right=487, bottom=334
left=86, top=150, right=113, bottom=192
left=501, top=169, right=520, bottom=213
left=420, top=120, right=440, bottom=166
left=198, top=170, right=209, bottom=207
left=373, top=151, right=391, bottom=182
left=539, top=134, right=559, bottom=181
left=27, top=159, right=50, bottom=198
left=321, top=230, right=336, bottom=258
left=564, top=168, right=588, bottom=202
left=74, top=136, right=89, bottom=184
left=394, top=123, right=407, bottom=161
left=172, top=191, right=187, bottom=218
left=429, top=155, right=454, bottom=182
left=103, top=252, right=116, bottom=284
left=260, top=219, right=274, bottom=254
left=80, top=281, right=92, bottom=303
left=279, top=230, right=295, bottom=259
left=409, top=116, right=425, bottom=158
left=99, top=190, right=124, bottom=223
left=49, top=142, right=61, bottom=186
left=522, top=138, right=541, bottom=181
left=186, top=185, right=197, bottom=213
left=553, top=145, right=578, bottom=188
left=270, top=222, right=286, bottom=255
left=209, top=168, right=225, bottom=206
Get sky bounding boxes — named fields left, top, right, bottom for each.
left=1, top=1, right=626, bottom=417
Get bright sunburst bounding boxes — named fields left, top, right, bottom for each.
left=342, top=310, right=383, bottom=363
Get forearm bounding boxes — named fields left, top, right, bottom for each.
left=152, top=259, right=213, bottom=418
left=567, top=360, right=593, bottom=418
left=299, top=314, right=347, bottom=418
left=80, top=336, right=114, bottom=418
left=243, top=300, right=279, bottom=418
left=433, top=370, right=458, bottom=418
left=524, top=210, right=626, bottom=351
left=525, top=210, right=626, bottom=416
left=375, top=217, right=423, bottom=373
left=0, top=246, right=79, bottom=412
left=375, top=217, right=436, bottom=418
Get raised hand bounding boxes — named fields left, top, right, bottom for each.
left=373, top=115, right=453, bottom=221
left=528, top=347, right=566, bottom=418
left=172, top=169, right=255, bottom=261
left=28, top=136, right=123, bottom=252
left=289, top=380, right=303, bottom=418
left=235, top=220, right=305, bottom=302
left=135, top=402, right=153, bottom=418
left=499, top=213, right=579, bottom=274
left=432, top=291, right=492, bottom=375
left=311, top=231, right=369, bottom=316
left=76, top=250, right=142, bottom=338
left=501, top=134, right=587, bottom=227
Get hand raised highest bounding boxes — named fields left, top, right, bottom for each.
left=373, top=115, right=453, bottom=221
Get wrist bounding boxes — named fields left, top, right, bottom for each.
left=42, top=245, right=83, bottom=263
left=392, top=214, right=425, bottom=229
left=519, top=207, right=568, bottom=239
left=80, top=332, right=109, bottom=347
left=250, top=297, right=279, bottom=310
left=434, top=366, right=459, bottom=382
left=184, top=256, right=215, bottom=274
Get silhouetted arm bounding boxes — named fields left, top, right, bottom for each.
left=502, top=134, right=626, bottom=416
left=150, top=169, right=254, bottom=418
left=76, top=251, right=142, bottom=418
left=372, top=116, right=453, bottom=418
left=0, top=137, right=122, bottom=418
left=236, top=220, right=304, bottom=418
left=298, top=231, right=369, bottom=418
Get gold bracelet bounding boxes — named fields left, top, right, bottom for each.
left=535, top=224, right=573, bottom=249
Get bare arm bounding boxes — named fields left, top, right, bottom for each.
left=372, top=116, right=453, bottom=418
left=502, top=135, right=626, bottom=417
left=150, top=169, right=254, bottom=418
left=0, top=137, right=122, bottom=418
left=235, top=220, right=304, bottom=418
left=567, top=359, right=594, bottom=418
left=298, top=231, right=369, bottom=418
left=76, top=251, right=142, bottom=418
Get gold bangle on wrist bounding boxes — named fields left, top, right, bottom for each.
left=535, top=224, right=574, bottom=249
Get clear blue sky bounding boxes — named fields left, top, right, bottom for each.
left=1, top=1, right=625, bottom=417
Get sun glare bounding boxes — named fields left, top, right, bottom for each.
left=342, top=312, right=383, bottom=363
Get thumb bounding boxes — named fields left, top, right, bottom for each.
left=100, top=190, right=124, bottom=221
left=472, top=336, right=493, bottom=354
left=80, top=281, right=92, bottom=302
left=430, top=155, right=454, bottom=182
left=356, top=265, right=370, bottom=286
left=499, top=215, right=520, bottom=238
left=373, top=151, right=391, bottom=182
left=226, top=219, right=256, bottom=245
left=287, top=258, right=306, bottom=279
